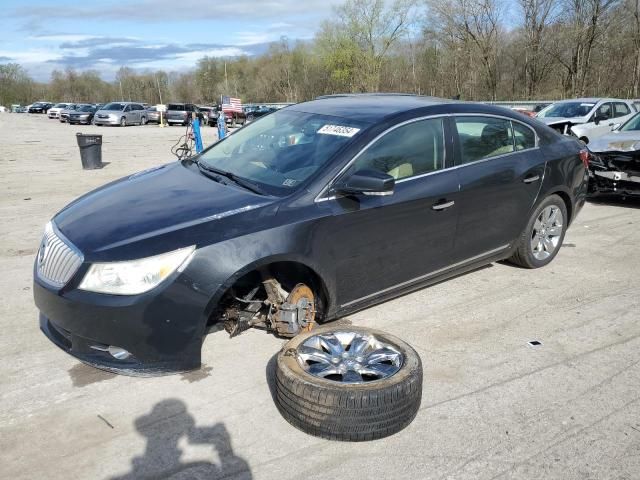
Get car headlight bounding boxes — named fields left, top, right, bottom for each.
left=78, top=246, right=195, bottom=295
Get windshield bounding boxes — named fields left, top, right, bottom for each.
left=199, top=109, right=368, bottom=196
left=168, top=104, right=186, bottom=111
left=103, top=102, right=125, bottom=111
left=53, top=103, right=67, bottom=108
left=619, top=113, right=640, bottom=131
left=78, top=105, right=94, bottom=112
left=537, top=102, right=595, bottom=118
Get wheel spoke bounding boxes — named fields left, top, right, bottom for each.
left=543, top=237, right=555, bottom=252
left=547, top=225, right=562, bottom=236
left=365, top=347, right=401, bottom=365
left=533, top=218, right=543, bottom=232
left=342, top=370, right=363, bottom=383
left=318, top=334, right=344, bottom=356
left=308, top=363, right=341, bottom=377
left=349, top=335, right=371, bottom=355
left=359, top=363, right=397, bottom=378
left=297, top=345, right=333, bottom=365
left=548, top=208, right=558, bottom=224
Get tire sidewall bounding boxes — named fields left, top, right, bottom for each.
left=522, top=195, right=568, bottom=268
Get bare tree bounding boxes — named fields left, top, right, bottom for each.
left=626, top=0, right=640, bottom=97
left=551, top=0, right=620, bottom=96
left=518, top=0, right=558, bottom=98
left=428, top=0, right=503, bottom=100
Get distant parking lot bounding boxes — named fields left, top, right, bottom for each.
left=1, top=113, right=639, bottom=479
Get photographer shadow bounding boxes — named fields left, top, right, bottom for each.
left=111, top=399, right=252, bottom=480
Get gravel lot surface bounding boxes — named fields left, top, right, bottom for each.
left=1, top=113, right=639, bottom=480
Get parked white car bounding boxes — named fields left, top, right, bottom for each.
left=48, top=103, right=75, bottom=119
left=536, top=98, right=638, bottom=144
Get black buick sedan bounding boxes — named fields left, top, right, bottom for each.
left=34, top=94, right=589, bottom=375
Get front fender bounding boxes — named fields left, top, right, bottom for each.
left=188, top=221, right=337, bottom=330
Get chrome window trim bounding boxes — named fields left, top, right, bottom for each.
left=315, top=112, right=540, bottom=203
left=340, top=244, right=510, bottom=308
left=315, top=114, right=449, bottom=202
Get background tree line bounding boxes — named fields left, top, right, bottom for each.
left=2, top=0, right=639, bottom=108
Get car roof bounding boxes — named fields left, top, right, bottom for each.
left=289, top=94, right=454, bottom=122
left=553, top=98, right=631, bottom=104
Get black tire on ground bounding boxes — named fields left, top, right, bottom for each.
left=508, top=193, right=568, bottom=269
left=141, top=116, right=147, bottom=125
left=120, top=116, right=126, bottom=127
left=274, top=325, right=423, bottom=441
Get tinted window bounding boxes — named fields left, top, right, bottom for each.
left=614, top=102, right=631, bottom=117
left=103, top=103, right=126, bottom=111
left=619, top=113, right=640, bottom=131
left=595, top=103, right=612, bottom=119
left=455, top=117, right=514, bottom=163
left=513, top=122, right=536, bottom=150
left=168, top=104, right=186, bottom=111
left=537, top=102, right=594, bottom=118
left=351, top=118, right=445, bottom=180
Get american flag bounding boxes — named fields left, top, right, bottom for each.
left=222, top=96, right=243, bottom=113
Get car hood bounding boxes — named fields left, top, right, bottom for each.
left=54, top=162, right=273, bottom=259
left=538, top=116, right=587, bottom=126
left=588, top=131, right=640, bottom=153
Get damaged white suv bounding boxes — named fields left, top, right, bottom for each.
left=536, top=98, right=637, bottom=145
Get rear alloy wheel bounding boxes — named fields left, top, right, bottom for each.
left=274, top=325, right=422, bottom=441
left=120, top=116, right=126, bottom=127
left=508, top=194, right=568, bottom=268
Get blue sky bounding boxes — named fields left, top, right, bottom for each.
left=0, top=0, right=344, bottom=81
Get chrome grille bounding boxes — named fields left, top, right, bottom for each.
left=36, top=223, right=83, bottom=288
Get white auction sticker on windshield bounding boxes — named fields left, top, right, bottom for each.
left=318, top=125, right=361, bottom=137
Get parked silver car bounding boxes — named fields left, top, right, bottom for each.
left=59, top=104, right=82, bottom=123
left=536, top=98, right=637, bottom=144
left=48, top=103, right=75, bottom=119
left=93, top=102, right=148, bottom=126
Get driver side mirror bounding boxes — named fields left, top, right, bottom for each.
left=334, top=169, right=395, bottom=196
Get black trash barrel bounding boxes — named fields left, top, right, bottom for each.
left=76, top=133, right=103, bottom=169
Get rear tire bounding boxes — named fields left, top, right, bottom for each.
left=120, top=117, right=126, bottom=127
left=141, top=116, right=147, bottom=125
left=508, top=194, right=568, bottom=269
left=274, top=325, right=422, bottom=441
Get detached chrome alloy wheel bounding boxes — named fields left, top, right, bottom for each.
left=275, top=325, right=422, bottom=441
left=296, top=331, right=403, bottom=384
left=531, top=205, right=563, bottom=261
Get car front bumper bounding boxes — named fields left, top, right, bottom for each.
left=589, top=169, right=640, bottom=196
left=69, top=117, right=92, bottom=124
left=94, top=117, right=120, bottom=125
left=34, top=269, right=213, bottom=376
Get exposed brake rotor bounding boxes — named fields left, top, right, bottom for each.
left=286, top=283, right=316, bottom=333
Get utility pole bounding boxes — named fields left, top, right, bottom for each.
left=155, top=75, right=163, bottom=104
left=224, top=61, right=229, bottom=92
left=119, top=78, right=124, bottom=101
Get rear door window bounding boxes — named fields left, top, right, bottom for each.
left=454, top=117, right=514, bottom=164
left=513, top=122, right=536, bottom=151
left=614, top=102, right=631, bottom=117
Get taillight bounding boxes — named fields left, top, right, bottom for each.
left=579, top=149, right=590, bottom=169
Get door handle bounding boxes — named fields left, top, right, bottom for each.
left=523, top=175, right=540, bottom=184
left=432, top=200, right=455, bottom=211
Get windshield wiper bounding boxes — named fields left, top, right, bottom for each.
left=197, top=163, right=266, bottom=195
